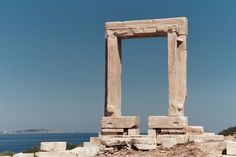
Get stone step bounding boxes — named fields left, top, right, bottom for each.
left=35, top=152, right=76, bottom=157
left=101, top=137, right=132, bottom=147
left=188, top=134, right=224, bottom=143
left=160, top=128, right=185, bottom=134
left=156, top=135, right=188, bottom=144
left=132, top=137, right=156, bottom=145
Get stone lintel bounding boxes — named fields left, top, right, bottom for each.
left=148, top=116, right=188, bottom=129
left=101, top=116, right=140, bottom=129
left=105, top=17, right=187, bottom=39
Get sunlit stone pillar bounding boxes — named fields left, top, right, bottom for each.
left=168, top=31, right=187, bottom=116
left=104, top=36, right=122, bottom=117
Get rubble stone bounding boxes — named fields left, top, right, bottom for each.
left=133, top=144, right=156, bottom=150
left=226, top=140, right=236, bottom=155
left=101, top=138, right=132, bottom=147
left=70, top=146, right=99, bottom=157
left=90, top=137, right=102, bottom=145
left=195, top=141, right=226, bottom=156
left=161, top=138, right=177, bottom=148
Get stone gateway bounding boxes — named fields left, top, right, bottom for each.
left=102, top=17, right=188, bottom=135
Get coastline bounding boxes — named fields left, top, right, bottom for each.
left=0, top=132, right=98, bottom=153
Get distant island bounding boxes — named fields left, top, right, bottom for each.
left=0, top=129, right=64, bottom=134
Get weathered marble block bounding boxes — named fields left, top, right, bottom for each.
left=132, top=137, right=156, bottom=145
left=101, top=137, right=132, bottom=147
left=13, top=153, right=34, bottom=157
left=148, top=116, right=188, bottom=129
left=148, top=129, right=157, bottom=137
left=161, top=138, right=177, bottom=148
left=128, top=129, right=140, bottom=135
left=156, top=134, right=188, bottom=144
left=186, top=126, right=204, bottom=135
left=36, top=152, right=76, bottom=157
left=40, top=142, right=66, bottom=152
left=188, top=134, right=224, bottom=143
left=101, top=116, right=140, bottom=129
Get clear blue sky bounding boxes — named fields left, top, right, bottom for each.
left=0, top=0, right=235, bottom=133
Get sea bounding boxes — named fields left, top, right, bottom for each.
left=0, top=133, right=97, bottom=153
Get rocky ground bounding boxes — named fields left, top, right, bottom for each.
left=7, top=135, right=236, bottom=157
left=97, top=143, right=211, bottom=157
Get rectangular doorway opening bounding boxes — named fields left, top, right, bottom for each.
left=121, top=37, right=168, bottom=133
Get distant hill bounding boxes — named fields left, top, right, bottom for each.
left=218, top=126, right=236, bottom=136
left=0, top=129, right=63, bottom=134
left=15, top=129, right=54, bottom=134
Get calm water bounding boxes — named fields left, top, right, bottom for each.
left=0, top=133, right=97, bottom=153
